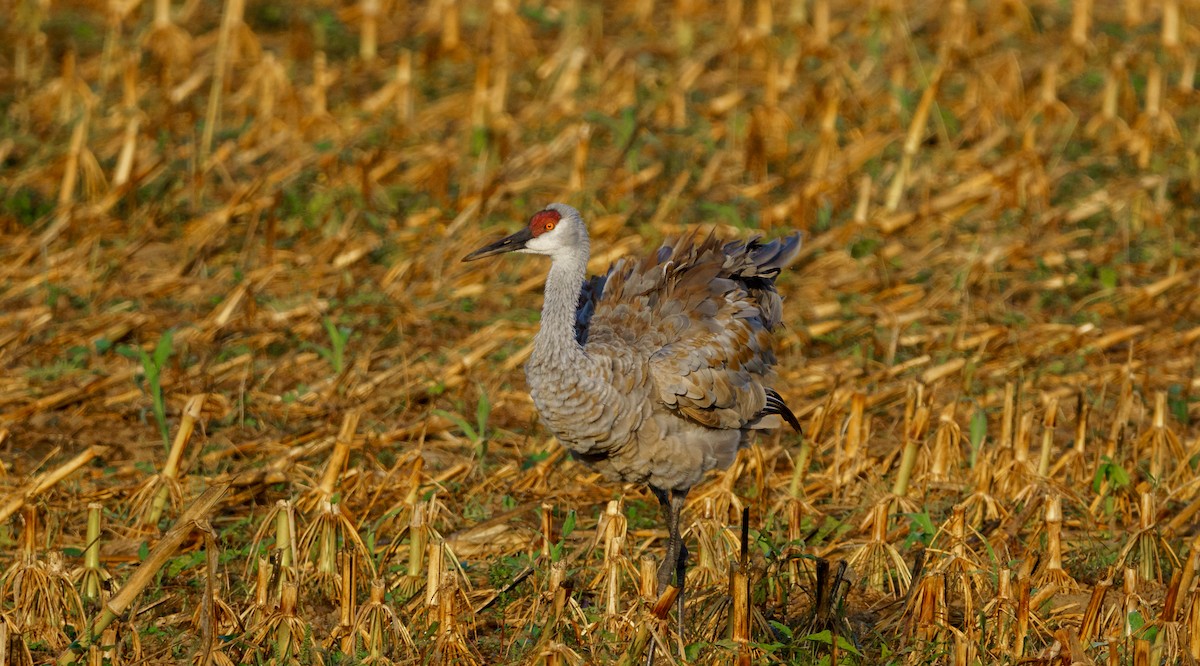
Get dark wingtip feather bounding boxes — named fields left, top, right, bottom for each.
left=764, top=388, right=802, bottom=432
left=753, top=234, right=803, bottom=277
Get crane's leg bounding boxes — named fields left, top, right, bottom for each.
left=650, top=487, right=682, bottom=593
left=668, top=491, right=688, bottom=627
left=649, top=487, right=690, bottom=656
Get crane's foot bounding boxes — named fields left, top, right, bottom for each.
left=644, top=583, right=681, bottom=666
left=656, top=544, right=688, bottom=619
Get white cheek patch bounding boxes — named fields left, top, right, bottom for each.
left=525, top=234, right=555, bottom=253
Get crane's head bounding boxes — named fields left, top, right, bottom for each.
left=462, top=203, right=587, bottom=262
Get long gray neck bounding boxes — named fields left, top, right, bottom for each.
left=532, top=244, right=590, bottom=367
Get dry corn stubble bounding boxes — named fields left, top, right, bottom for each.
left=1, top=0, right=1199, bottom=664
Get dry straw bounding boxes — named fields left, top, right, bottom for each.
left=1, top=0, right=1198, bottom=664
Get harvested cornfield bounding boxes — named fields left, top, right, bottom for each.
left=2, top=0, right=1199, bottom=664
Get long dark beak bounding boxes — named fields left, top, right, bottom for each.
left=462, top=226, right=533, bottom=261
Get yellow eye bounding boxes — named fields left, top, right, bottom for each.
left=544, top=222, right=555, bottom=231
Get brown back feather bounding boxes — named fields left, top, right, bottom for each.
left=581, top=230, right=801, bottom=430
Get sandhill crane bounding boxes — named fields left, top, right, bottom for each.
left=463, top=202, right=801, bottom=643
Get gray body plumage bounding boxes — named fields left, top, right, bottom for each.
left=521, top=203, right=801, bottom=493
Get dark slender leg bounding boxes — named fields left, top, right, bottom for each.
left=675, top=538, right=688, bottom=623
left=648, top=486, right=689, bottom=664
left=666, top=491, right=688, bottom=628
left=646, top=487, right=667, bottom=666
left=651, top=487, right=674, bottom=591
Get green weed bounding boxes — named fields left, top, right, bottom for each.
left=118, top=330, right=174, bottom=448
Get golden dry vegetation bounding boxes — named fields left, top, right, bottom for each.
left=2, top=0, right=1200, bottom=664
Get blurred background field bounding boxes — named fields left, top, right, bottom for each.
left=1, top=0, right=1200, bottom=663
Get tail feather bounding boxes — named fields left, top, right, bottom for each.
left=746, top=234, right=803, bottom=279
left=721, top=234, right=802, bottom=330
left=763, top=388, right=802, bottom=432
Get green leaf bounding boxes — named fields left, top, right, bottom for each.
left=849, top=236, right=881, bottom=259
left=116, top=344, right=146, bottom=363
left=752, top=640, right=786, bottom=654
left=469, top=126, right=489, bottom=156
left=167, top=551, right=204, bottom=577
left=768, top=620, right=793, bottom=639
left=1168, top=384, right=1190, bottom=426
left=804, top=630, right=835, bottom=645
left=138, top=541, right=150, bottom=561
left=903, top=511, right=936, bottom=548
left=321, top=317, right=350, bottom=373
left=908, top=511, right=935, bottom=536
left=1098, top=265, right=1118, bottom=290
left=1104, top=456, right=1131, bottom=488
left=561, top=509, right=577, bottom=539
left=1128, top=610, right=1145, bottom=632
left=969, top=408, right=987, bottom=461
left=684, top=642, right=707, bottom=661
left=152, top=330, right=174, bottom=370
left=475, top=389, right=491, bottom=438
left=801, top=630, right=863, bottom=656
left=433, top=409, right=478, bottom=442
